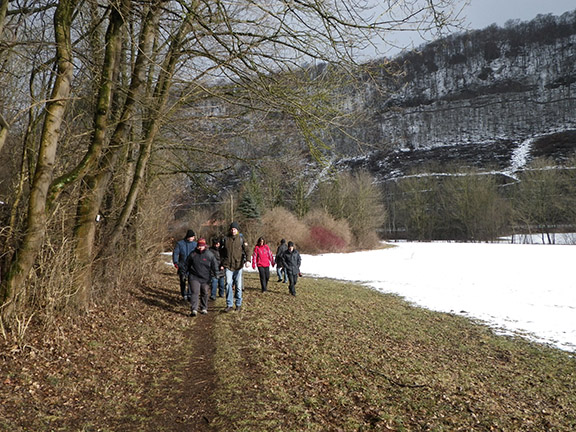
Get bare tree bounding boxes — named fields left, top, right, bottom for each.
left=0, top=0, right=464, bottom=319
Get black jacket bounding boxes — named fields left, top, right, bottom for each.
left=283, top=249, right=301, bottom=274
left=186, top=248, right=218, bottom=284
left=275, top=243, right=288, bottom=267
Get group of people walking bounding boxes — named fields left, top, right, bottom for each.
left=172, top=222, right=302, bottom=317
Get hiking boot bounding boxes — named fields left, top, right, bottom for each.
left=224, top=306, right=233, bottom=313
left=191, top=310, right=198, bottom=317
left=235, top=306, right=242, bottom=312
left=200, top=309, right=208, bottom=314
left=209, top=296, right=216, bottom=301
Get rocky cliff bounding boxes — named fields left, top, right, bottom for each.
left=341, top=10, right=576, bottom=181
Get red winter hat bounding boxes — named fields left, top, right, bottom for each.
left=197, top=238, right=207, bottom=247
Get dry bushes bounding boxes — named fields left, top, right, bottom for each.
left=257, top=207, right=353, bottom=254
left=258, top=207, right=309, bottom=248
left=301, top=209, right=352, bottom=253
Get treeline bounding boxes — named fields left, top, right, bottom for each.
left=170, top=171, right=385, bottom=254
left=2, top=0, right=466, bottom=329
left=382, top=157, right=576, bottom=243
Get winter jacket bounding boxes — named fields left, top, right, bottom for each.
left=186, top=248, right=218, bottom=284
left=173, top=238, right=197, bottom=272
left=252, top=244, right=275, bottom=269
left=209, top=246, right=225, bottom=278
left=283, top=249, right=301, bottom=275
left=221, top=233, right=250, bottom=271
left=275, top=243, right=288, bottom=267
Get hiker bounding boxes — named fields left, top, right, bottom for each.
left=220, top=222, right=250, bottom=312
left=275, top=238, right=288, bottom=283
left=172, top=229, right=197, bottom=301
left=283, top=241, right=301, bottom=296
left=186, top=238, right=219, bottom=316
left=209, top=238, right=226, bottom=300
left=252, top=237, right=275, bottom=293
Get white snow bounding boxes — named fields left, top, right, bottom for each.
left=299, top=242, right=576, bottom=353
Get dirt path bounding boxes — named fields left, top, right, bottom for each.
left=0, top=263, right=223, bottom=431
left=142, top=269, right=220, bottom=431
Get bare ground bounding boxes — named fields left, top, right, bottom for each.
left=0, top=264, right=220, bottom=431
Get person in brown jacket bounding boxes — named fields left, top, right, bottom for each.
left=220, top=222, right=250, bottom=312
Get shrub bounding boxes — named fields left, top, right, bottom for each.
left=313, top=171, right=386, bottom=248
left=259, top=207, right=309, bottom=250
left=301, top=209, right=352, bottom=253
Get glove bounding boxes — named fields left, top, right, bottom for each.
left=174, top=263, right=178, bottom=269
left=298, top=272, right=302, bottom=277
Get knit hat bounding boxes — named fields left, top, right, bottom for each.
left=185, top=229, right=195, bottom=238
left=229, top=221, right=239, bottom=230
left=197, top=238, right=207, bottom=247
left=288, top=241, right=294, bottom=247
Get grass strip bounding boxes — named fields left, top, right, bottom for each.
left=212, top=273, right=576, bottom=431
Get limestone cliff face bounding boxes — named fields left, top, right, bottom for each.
left=379, top=16, right=576, bottom=150
left=341, top=10, right=576, bottom=180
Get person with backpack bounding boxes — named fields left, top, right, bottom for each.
left=209, top=238, right=226, bottom=300
left=172, top=229, right=197, bottom=301
left=275, top=238, right=288, bottom=283
left=252, top=237, right=275, bottom=293
left=220, top=222, right=250, bottom=312
left=283, top=241, right=302, bottom=296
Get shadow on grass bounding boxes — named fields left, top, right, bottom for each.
left=134, top=279, right=190, bottom=317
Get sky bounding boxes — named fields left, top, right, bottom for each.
left=463, top=0, right=575, bottom=30
left=298, top=240, right=576, bottom=353
left=367, top=0, right=576, bottom=58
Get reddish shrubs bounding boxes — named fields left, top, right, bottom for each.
left=308, top=226, right=348, bottom=252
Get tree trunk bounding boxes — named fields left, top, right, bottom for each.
left=72, top=3, right=160, bottom=296
left=105, top=14, right=191, bottom=251
left=69, top=0, right=130, bottom=308
left=1, top=0, right=78, bottom=317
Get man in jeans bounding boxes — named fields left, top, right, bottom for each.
left=220, top=222, right=250, bottom=312
left=172, top=229, right=197, bottom=301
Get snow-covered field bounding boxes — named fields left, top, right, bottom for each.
left=299, top=241, right=576, bottom=353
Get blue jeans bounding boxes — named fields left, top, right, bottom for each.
left=211, top=276, right=226, bottom=298
left=277, top=266, right=287, bottom=282
left=225, top=268, right=243, bottom=307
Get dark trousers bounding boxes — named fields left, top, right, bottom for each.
left=189, top=278, right=210, bottom=312
left=287, top=271, right=299, bottom=296
left=179, top=270, right=190, bottom=298
left=257, top=266, right=270, bottom=292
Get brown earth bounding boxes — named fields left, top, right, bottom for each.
left=0, top=263, right=221, bottom=431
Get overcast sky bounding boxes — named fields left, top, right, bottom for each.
left=464, top=0, right=575, bottom=29
left=365, top=0, right=576, bottom=59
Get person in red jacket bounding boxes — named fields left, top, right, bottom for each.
left=252, top=237, right=275, bottom=293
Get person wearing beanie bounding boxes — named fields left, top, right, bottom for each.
left=275, top=238, right=288, bottom=283
left=172, top=229, right=197, bottom=301
left=283, top=241, right=301, bottom=296
left=186, top=238, right=218, bottom=316
left=209, top=238, right=226, bottom=300
left=252, top=237, right=275, bottom=293
left=220, top=222, right=250, bottom=312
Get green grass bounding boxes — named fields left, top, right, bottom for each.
left=212, top=273, right=576, bottom=431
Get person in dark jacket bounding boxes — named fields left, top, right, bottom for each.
left=275, top=238, right=288, bottom=283
left=209, top=238, right=226, bottom=300
left=283, top=241, right=301, bottom=296
left=172, top=229, right=197, bottom=300
left=186, top=238, right=218, bottom=316
left=220, top=222, right=250, bottom=312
